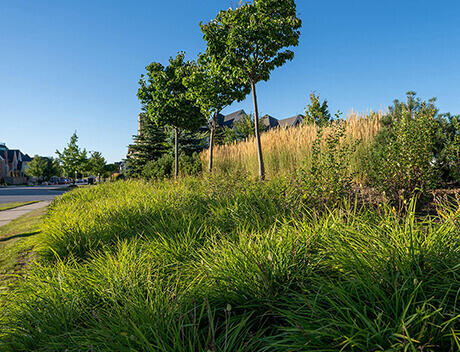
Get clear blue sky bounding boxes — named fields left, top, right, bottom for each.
left=1, top=0, right=459, bottom=163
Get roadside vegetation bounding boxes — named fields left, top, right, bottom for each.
left=2, top=0, right=460, bottom=350
left=1, top=175, right=460, bottom=351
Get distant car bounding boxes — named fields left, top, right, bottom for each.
left=75, top=179, right=88, bottom=186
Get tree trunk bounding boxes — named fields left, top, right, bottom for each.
left=174, top=127, right=179, bottom=179
left=208, top=112, right=218, bottom=173
left=251, top=80, right=265, bottom=180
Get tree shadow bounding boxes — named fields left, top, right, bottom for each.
left=0, top=231, right=39, bottom=243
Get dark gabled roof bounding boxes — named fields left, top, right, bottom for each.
left=21, top=153, right=33, bottom=162
left=7, top=150, right=17, bottom=161
left=278, top=114, right=304, bottom=128
left=261, top=114, right=280, bottom=128
left=0, top=143, right=8, bottom=152
left=220, top=109, right=247, bottom=128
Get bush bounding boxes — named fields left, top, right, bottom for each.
left=434, top=113, right=460, bottom=183
left=364, top=92, right=439, bottom=207
left=300, top=121, right=359, bottom=208
left=142, top=153, right=174, bottom=179
left=142, top=152, right=203, bottom=179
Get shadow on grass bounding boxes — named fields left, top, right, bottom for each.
left=0, top=231, right=39, bottom=243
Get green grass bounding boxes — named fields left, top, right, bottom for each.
left=0, top=206, right=47, bottom=303
left=1, top=177, right=460, bottom=351
left=0, top=201, right=38, bottom=212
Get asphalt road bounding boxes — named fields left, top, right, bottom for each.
left=0, top=185, right=69, bottom=204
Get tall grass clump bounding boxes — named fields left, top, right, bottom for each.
left=265, top=201, right=460, bottom=350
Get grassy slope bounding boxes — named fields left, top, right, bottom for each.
left=1, top=178, right=460, bottom=351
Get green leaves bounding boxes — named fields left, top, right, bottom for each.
left=25, top=155, right=61, bottom=181
left=138, top=52, right=207, bottom=177
left=304, top=92, right=332, bottom=127
left=364, top=92, right=440, bottom=206
left=55, top=132, right=88, bottom=178
left=138, top=52, right=206, bottom=132
left=201, top=0, right=301, bottom=85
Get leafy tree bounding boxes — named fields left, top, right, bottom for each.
left=201, top=0, right=302, bottom=180
left=305, top=92, right=332, bottom=126
left=127, top=115, right=168, bottom=178
left=87, top=151, right=107, bottom=177
left=138, top=52, right=206, bottom=178
left=103, top=163, right=119, bottom=179
left=55, top=132, right=88, bottom=179
left=184, top=53, right=250, bottom=173
left=223, top=113, right=267, bottom=144
left=25, top=156, right=61, bottom=181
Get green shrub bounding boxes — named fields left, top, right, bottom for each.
left=142, top=152, right=203, bottom=179
left=300, top=121, right=359, bottom=208
left=142, top=153, right=174, bottom=179
left=364, top=92, right=439, bottom=207
left=434, top=113, right=460, bottom=183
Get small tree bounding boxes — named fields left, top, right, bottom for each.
left=25, top=156, right=61, bottom=181
left=138, top=52, right=206, bottom=178
left=56, top=132, right=88, bottom=179
left=184, top=53, right=250, bottom=172
left=305, top=92, right=332, bottom=127
left=87, top=151, right=107, bottom=177
left=201, top=0, right=302, bottom=180
left=127, top=115, right=168, bottom=178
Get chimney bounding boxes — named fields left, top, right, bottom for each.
left=138, top=114, right=142, bottom=136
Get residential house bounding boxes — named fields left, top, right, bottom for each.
left=0, top=143, right=9, bottom=179
left=216, top=111, right=304, bottom=130
left=0, top=143, right=33, bottom=184
left=0, top=155, right=6, bottom=182
left=261, top=114, right=281, bottom=129
left=216, top=109, right=247, bottom=128
left=278, top=114, right=304, bottom=128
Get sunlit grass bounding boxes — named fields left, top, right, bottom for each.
left=0, top=207, right=47, bottom=303
left=1, top=178, right=460, bottom=351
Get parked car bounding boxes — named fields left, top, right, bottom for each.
left=75, top=179, right=88, bottom=186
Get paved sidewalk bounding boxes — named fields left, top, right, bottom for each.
left=0, top=201, right=51, bottom=228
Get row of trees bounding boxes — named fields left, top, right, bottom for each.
left=126, top=111, right=271, bottom=179
left=136, top=0, right=301, bottom=180
left=26, top=132, right=117, bottom=181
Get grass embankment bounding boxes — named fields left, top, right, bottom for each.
left=1, top=177, right=460, bottom=351
left=0, top=201, right=38, bottom=212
